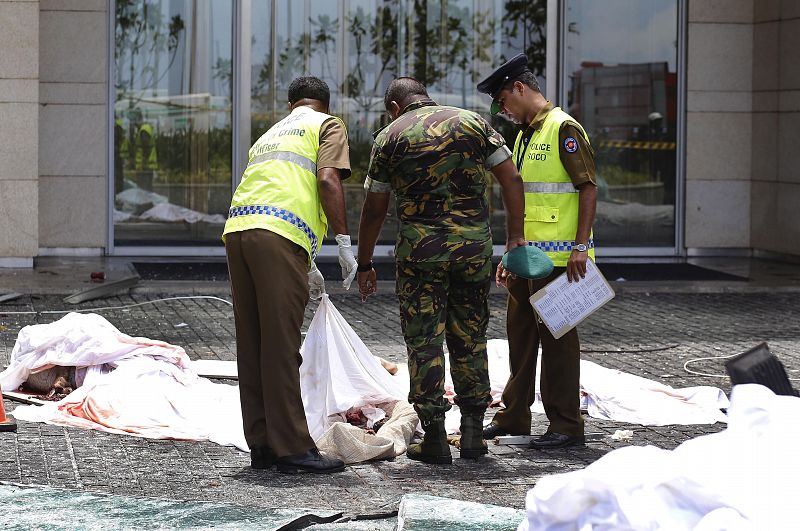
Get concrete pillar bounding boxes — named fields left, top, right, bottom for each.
left=685, top=0, right=753, bottom=251
left=38, top=0, right=108, bottom=255
left=0, top=0, right=39, bottom=267
left=751, top=0, right=800, bottom=257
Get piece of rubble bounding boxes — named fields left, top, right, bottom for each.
left=63, top=275, right=139, bottom=304
left=397, top=494, right=524, bottom=530
left=0, top=292, right=24, bottom=304
left=611, top=429, right=634, bottom=440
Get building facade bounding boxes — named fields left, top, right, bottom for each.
left=0, top=0, right=797, bottom=266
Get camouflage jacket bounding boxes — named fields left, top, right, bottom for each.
left=367, top=100, right=508, bottom=262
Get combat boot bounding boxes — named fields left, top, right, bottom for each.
left=459, top=413, right=488, bottom=459
left=407, top=419, right=452, bottom=465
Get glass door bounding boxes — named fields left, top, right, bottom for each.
left=112, top=0, right=233, bottom=248
left=561, top=0, right=681, bottom=253
left=106, top=0, right=689, bottom=257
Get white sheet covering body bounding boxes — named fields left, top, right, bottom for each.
left=0, top=312, right=190, bottom=392
left=2, top=313, right=247, bottom=450
left=1, top=302, right=416, bottom=462
left=299, top=294, right=408, bottom=440
left=519, top=384, right=800, bottom=530
left=444, top=340, right=728, bottom=429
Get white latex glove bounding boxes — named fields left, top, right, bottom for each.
left=335, top=234, right=358, bottom=290
left=308, top=261, right=325, bottom=300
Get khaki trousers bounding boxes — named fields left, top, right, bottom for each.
left=225, top=229, right=315, bottom=457
left=492, top=268, right=584, bottom=437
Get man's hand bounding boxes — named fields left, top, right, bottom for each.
left=496, top=262, right=516, bottom=288
left=335, top=234, right=358, bottom=289
left=308, top=262, right=325, bottom=299
left=566, top=249, right=589, bottom=282
left=506, top=236, right=527, bottom=252
left=496, top=237, right=526, bottom=288
left=357, top=269, right=377, bottom=302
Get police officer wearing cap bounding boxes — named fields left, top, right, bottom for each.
left=477, top=54, right=598, bottom=449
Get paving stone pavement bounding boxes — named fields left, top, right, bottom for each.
left=0, top=289, right=799, bottom=517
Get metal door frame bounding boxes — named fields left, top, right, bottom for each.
left=554, top=0, right=687, bottom=258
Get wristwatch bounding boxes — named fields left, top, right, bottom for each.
left=573, top=243, right=589, bottom=252
left=357, top=261, right=374, bottom=273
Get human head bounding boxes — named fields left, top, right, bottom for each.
left=384, top=77, right=429, bottom=120
left=476, top=54, right=542, bottom=123
left=288, top=76, right=331, bottom=111
left=492, top=71, right=542, bottom=124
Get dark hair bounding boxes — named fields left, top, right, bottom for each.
left=288, top=76, right=330, bottom=106
left=384, top=77, right=429, bottom=110
left=503, top=70, right=540, bottom=94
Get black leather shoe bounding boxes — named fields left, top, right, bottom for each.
left=529, top=432, right=585, bottom=449
left=250, top=446, right=277, bottom=469
left=482, top=422, right=526, bottom=440
left=276, top=448, right=345, bottom=474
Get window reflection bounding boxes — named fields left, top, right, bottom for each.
left=112, top=0, right=680, bottom=251
left=114, top=0, right=233, bottom=246
left=564, top=0, right=678, bottom=247
left=249, top=0, right=548, bottom=245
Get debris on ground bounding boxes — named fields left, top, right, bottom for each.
left=397, top=494, right=524, bottom=530
left=0, top=293, right=23, bottom=304
left=610, top=429, right=634, bottom=440
left=0, top=483, right=342, bottom=530
left=63, top=275, right=139, bottom=304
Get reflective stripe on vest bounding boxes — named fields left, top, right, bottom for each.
left=223, top=106, right=337, bottom=259
left=247, top=151, right=317, bottom=174
left=522, top=182, right=578, bottom=194
left=228, top=204, right=319, bottom=257
left=515, top=107, right=594, bottom=267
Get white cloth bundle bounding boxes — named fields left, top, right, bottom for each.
left=519, top=384, right=800, bottom=530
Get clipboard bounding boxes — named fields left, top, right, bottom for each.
left=529, top=259, right=615, bottom=339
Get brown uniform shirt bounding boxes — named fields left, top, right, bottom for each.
left=317, top=118, right=351, bottom=179
left=523, top=101, right=596, bottom=187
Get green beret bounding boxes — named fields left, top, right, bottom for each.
left=502, top=245, right=554, bottom=280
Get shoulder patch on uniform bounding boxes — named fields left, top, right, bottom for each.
left=564, top=136, right=578, bottom=153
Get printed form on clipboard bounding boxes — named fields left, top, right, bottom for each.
left=529, top=259, right=615, bottom=339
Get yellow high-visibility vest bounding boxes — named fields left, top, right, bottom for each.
left=514, top=107, right=595, bottom=267
left=115, top=119, right=130, bottom=160
left=223, top=106, right=336, bottom=262
left=134, top=123, right=158, bottom=171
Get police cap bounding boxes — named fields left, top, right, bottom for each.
left=476, top=53, right=532, bottom=115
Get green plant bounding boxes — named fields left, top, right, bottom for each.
left=599, top=165, right=652, bottom=186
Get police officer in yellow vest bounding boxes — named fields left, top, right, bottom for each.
left=477, top=54, right=598, bottom=449
left=223, top=77, right=357, bottom=474
left=134, top=122, right=158, bottom=171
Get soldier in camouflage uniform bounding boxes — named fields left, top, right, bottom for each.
left=356, top=77, right=526, bottom=464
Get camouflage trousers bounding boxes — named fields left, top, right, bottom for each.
left=396, top=258, right=492, bottom=423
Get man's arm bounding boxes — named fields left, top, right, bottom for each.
left=317, top=167, right=348, bottom=235
left=318, top=167, right=359, bottom=288
left=316, top=116, right=352, bottom=236
left=489, top=157, right=527, bottom=288
left=356, top=191, right=390, bottom=301
left=566, top=182, right=597, bottom=282
left=489, top=158, right=526, bottom=250
left=559, top=122, right=597, bottom=283
left=309, top=117, right=358, bottom=289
